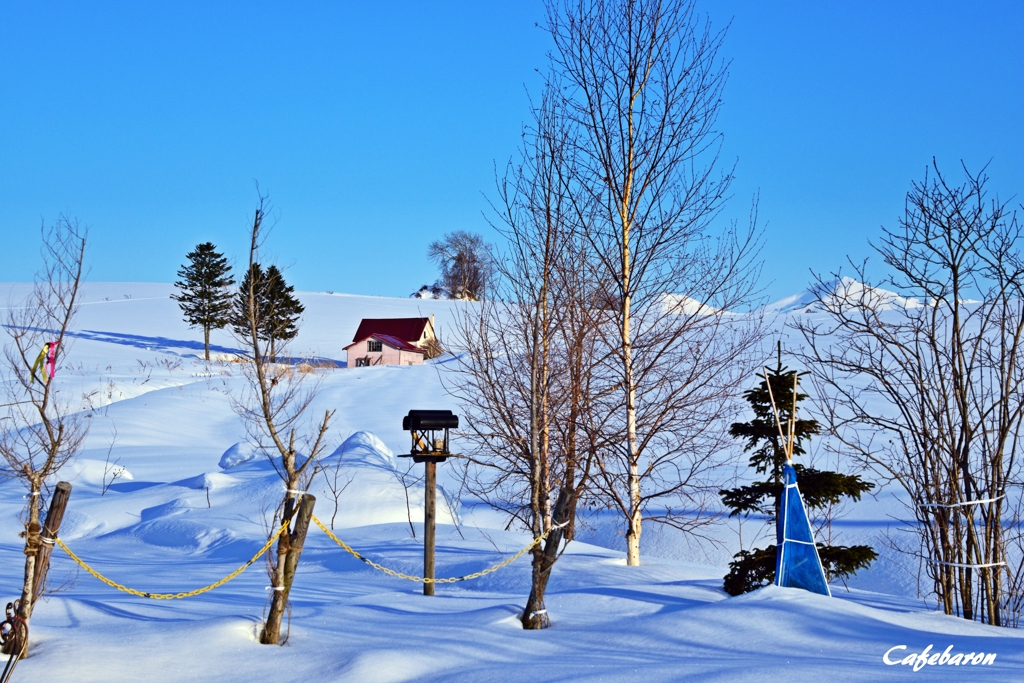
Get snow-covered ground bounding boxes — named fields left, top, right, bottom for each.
left=2, top=282, right=1023, bottom=681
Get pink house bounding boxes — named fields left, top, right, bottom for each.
left=344, top=316, right=436, bottom=368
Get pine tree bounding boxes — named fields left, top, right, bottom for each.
left=232, top=263, right=303, bottom=362
left=720, top=345, right=877, bottom=595
left=173, top=242, right=234, bottom=361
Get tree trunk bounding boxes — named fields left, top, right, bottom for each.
left=621, top=199, right=640, bottom=566
left=624, top=290, right=641, bottom=565
left=8, top=483, right=43, bottom=658
left=260, top=494, right=315, bottom=645
left=280, top=495, right=315, bottom=599
left=522, top=545, right=553, bottom=630
left=521, top=487, right=575, bottom=630
left=625, top=505, right=642, bottom=566
left=204, top=325, right=211, bottom=361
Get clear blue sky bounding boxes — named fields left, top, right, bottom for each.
left=1, top=1, right=1021, bottom=302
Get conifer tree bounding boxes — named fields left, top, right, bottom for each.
left=263, top=265, right=303, bottom=361
left=233, top=263, right=269, bottom=355
left=720, top=345, right=877, bottom=595
left=232, top=263, right=303, bottom=362
left=174, top=242, right=234, bottom=361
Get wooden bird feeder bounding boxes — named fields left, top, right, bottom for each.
left=401, top=410, right=458, bottom=462
left=399, top=409, right=460, bottom=595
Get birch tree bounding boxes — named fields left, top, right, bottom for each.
left=547, top=0, right=762, bottom=565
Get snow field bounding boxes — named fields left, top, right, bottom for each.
left=1, top=282, right=1023, bottom=681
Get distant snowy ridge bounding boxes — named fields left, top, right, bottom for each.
left=764, top=277, right=926, bottom=314
left=661, top=293, right=725, bottom=316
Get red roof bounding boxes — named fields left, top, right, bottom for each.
left=343, top=333, right=425, bottom=353
left=352, top=317, right=431, bottom=344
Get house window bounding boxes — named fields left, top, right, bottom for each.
left=356, top=358, right=370, bottom=367
left=367, top=339, right=383, bottom=352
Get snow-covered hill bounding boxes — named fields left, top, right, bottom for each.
left=1, top=282, right=1022, bottom=681
left=764, top=276, right=925, bottom=314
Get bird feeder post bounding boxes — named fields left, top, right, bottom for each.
left=400, top=409, right=459, bottom=597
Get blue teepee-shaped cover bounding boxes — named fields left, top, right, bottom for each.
left=775, top=464, right=831, bottom=596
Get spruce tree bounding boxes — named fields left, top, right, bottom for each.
left=263, top=265, right=303, bottom=361
left=233, top=263, right=268, bottom=351
left=173, top=242, right=234, bottom=361
left=232, top=263, right=303, bottom=362
left=720, top=345, right=877, bottom=595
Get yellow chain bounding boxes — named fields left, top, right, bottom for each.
left=53, top=521, right=289, bottom=600
left=52, top=514, right=561, bottom=596
left=310, top=514, right=560, bottom=584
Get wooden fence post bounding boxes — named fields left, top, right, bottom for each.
left=32, top=482, right=72, bottom=604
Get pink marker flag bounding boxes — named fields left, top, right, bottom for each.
left=46, top=340, right=59, bottom=380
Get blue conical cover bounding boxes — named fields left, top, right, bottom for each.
left=775, top=465, right=831, bottom=596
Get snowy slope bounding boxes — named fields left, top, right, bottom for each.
left=1, top=282, right=1023, bottom=681
left=763, top=276, right=924, bottom=314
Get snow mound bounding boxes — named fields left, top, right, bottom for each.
left=218, top=442, right=259, bottom=469
left=328, top=430, right=396, bottom=469
left=140, top=498, right=190, bottom=522
left=55, top=458, right=135, bottom=488
left=172, top=472, right=239, bottom=491
left=306, top=430, right=459, bottom=528
left=765, top=277, right=924, bottom=313
left=106, top=518, right=235, bottom=553
left=219, top=441, right=320, bottom=472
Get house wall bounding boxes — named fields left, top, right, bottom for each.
left=347, top=339, right=424, bottom=367
left=399, top=350, right=424, bottom=366
left=412, top=314, right=436, bottom=349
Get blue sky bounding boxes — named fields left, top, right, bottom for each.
left=1, top=1, right=1021, bottom=302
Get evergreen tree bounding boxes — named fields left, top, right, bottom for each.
left=232, top=262, right=268, bottom=343
left=173, top=242, right=234, bottom=361
left=720, top=345, right=877, bottom=595
left=232, top=263, right=303, bottom=362
left=263, top=265, right=303, bottom=361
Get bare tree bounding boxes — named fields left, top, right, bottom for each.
left=428, top=231, right=493, bottom=301
left=547, top=0, right=763, bottom=565
left=230, top=194, right=334, bottom=644
left=392, top=457, right=423, bottom=538
left=0, top=216, right=87, bottom=653
left=100, top=425, right=123, bottom=496
left=449, top=84, right=605, bottom=629
left=322, top=439, right=353, bottom=532
left=795, top=161, right=1024, bottom=626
